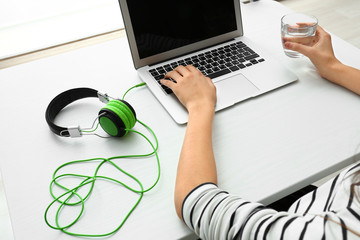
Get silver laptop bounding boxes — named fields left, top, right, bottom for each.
left=118, top=0, right=297, bottom=124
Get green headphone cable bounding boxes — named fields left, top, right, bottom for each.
left=122, top=82, right=146, bottom=100
left=44, top=82, right=161, bottom=237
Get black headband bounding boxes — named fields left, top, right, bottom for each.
left=45, top=88, right=102, bottom=137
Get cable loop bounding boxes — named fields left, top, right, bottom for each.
left=44, top=119, right=160, bottom=237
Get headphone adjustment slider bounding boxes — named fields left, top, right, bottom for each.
left=67, top=126, right=82, bottom=138
left=97, top=92, right=110, bottom=103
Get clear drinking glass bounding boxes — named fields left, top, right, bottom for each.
left=281, top=13, right=318, bottom=58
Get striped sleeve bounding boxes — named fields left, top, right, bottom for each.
left=182, top=163, right=360, bottom=240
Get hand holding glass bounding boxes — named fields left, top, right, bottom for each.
left=281, top=13, right=318, bottom=58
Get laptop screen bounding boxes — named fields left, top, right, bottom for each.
left=126, top=0, right=237, bottom=59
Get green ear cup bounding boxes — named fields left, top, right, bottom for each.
left=99, top=116, right=119, bottom=136
left=99, top=100, right=136, bottom=137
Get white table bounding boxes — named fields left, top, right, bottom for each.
left=1, top=0, right=360, bottom=239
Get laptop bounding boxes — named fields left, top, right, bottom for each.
left=118, top=0, right=297, bottom=124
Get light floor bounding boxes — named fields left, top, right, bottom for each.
left=1, top=1, right=359, bottom=239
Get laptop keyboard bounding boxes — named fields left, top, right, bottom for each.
left=148, top=41, right=265, bottom=94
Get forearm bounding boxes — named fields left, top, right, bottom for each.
left=324, top=61, right=360, bottom=95
left=174, top=107, right=217, bottom=219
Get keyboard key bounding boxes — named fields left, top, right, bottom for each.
left=154, top=74, right=165, bottom=80
left=150, top=71, right=158, bottom=76
left=198, top=66, right=206, bottom=71
left=244, top=54, right=260, bottom=60
left=229, top=66, right=239, bottom=72
left=244, top=47, right=255, bottom=54
left=236, top=42, right=246, bottom=47
left=206, top=68, right=231, bottom=80
left=238, top=64, right=246, bottom=69
left=246, top=63, right=252, bottom=67
left=162, top=86, right=173, bottom=94
left=212, top=66, right=220, bottom=72
left=258, top=58, right=265, bottom=62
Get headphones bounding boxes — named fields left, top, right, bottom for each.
left=45, top=87, right=138, bottom=138
left=44, top=84, right=161, bottom=237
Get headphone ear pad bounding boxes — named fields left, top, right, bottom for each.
left=99, top=100, right=136, bottom=137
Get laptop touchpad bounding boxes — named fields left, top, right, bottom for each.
left=215, top=73, right=259, bottom=108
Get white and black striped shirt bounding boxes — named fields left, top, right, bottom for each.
left=182, top=162, right=360, bottom=239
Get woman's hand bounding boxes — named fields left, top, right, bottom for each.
left=284, top=25, right=360, bottom=95
left=283, top=25, right=340, bottom=79
left=160, top=65, right=216, bottom=113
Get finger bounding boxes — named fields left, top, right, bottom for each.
left=284, top=41, right=311, bottom=56
left=160, top=79, right=177, bottom=89
left=316, top=25, right=327, bottom=36
left=314, top=25, right=331, bottom=45
left=165, top=70, right=182, bottom=81
left=174, top=65, right=190, bottom=76
left=185, top=64, right=199, bottom=73
left=296, top=22, right=317, bottom=27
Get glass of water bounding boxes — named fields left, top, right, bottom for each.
left=281, top=13, right=318, bottom=58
